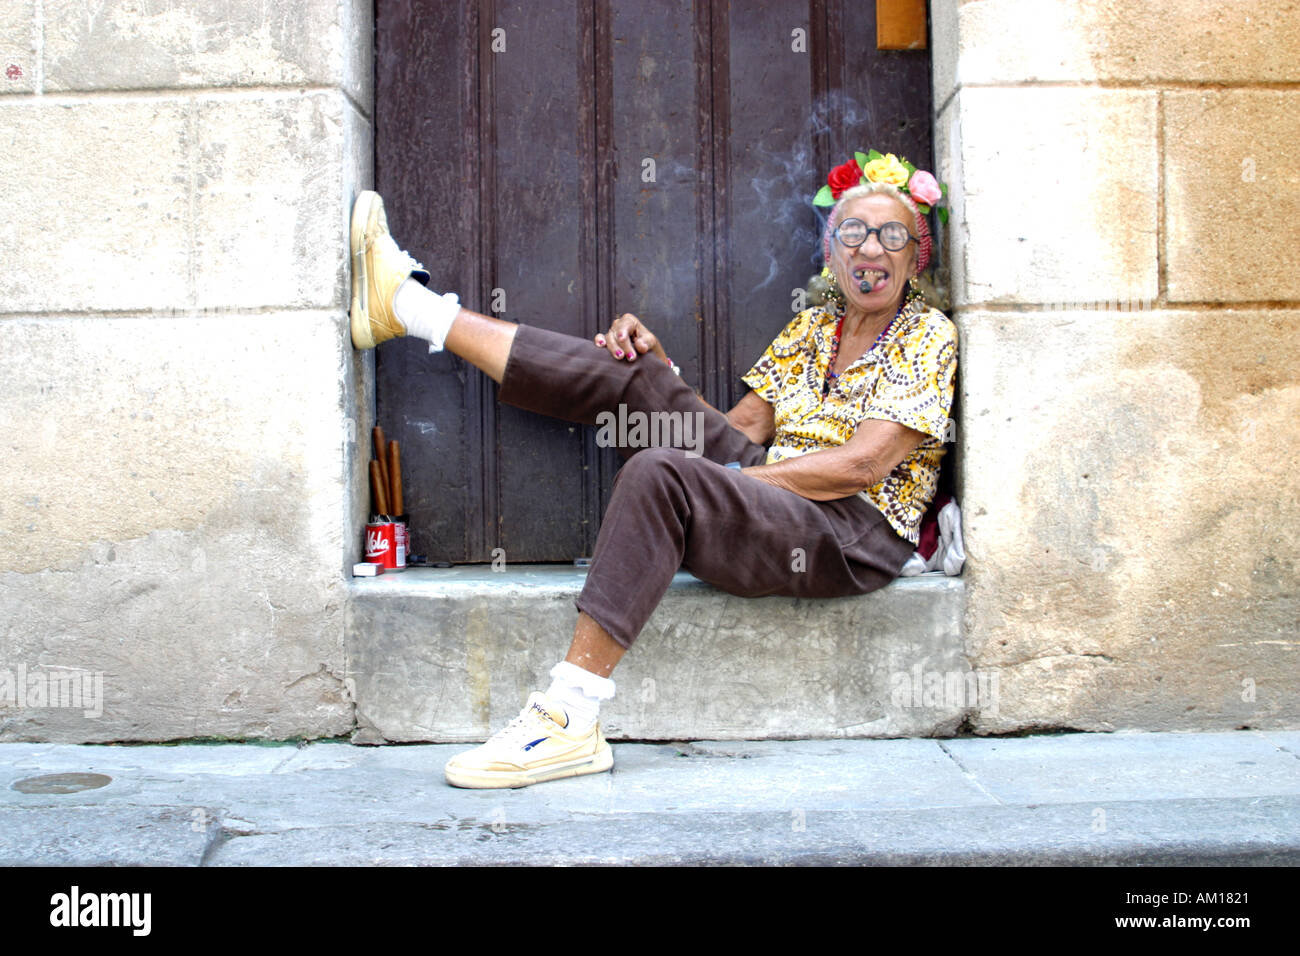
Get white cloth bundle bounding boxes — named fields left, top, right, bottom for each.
left=898, top=498, right=965, bottom=577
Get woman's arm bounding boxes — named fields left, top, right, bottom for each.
left=725, top=390, right=776, bottom=446
left=742, top=417, right=927, bottom=500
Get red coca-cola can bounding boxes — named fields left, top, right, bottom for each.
left=392, top=519, right=408, bottom=571
left=365, top=519, right=398, bottom=570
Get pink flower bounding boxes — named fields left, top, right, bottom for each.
left=908, top=169, right=942, bottom=206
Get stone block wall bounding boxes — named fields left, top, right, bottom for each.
left=2, top=1, right=1295, bottom=743
left=933, top=0, right=1300, bottom=731
left=0, top=1, right=374, bottom=741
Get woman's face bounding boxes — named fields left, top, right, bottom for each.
left=829, top=193, right=919, bottom=317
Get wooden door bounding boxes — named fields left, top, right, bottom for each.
left=375, top=0, right=932, bottom=562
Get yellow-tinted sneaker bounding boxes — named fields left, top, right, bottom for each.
left=444, top=692, right=614, bottom=789
left=349, top=190, right=431, bottom=350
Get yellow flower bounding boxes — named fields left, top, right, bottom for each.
left=862, top=153, right=909, bottom=188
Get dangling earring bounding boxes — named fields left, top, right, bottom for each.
left=906, top=275, right=923, bottom=305
left=821, top=267, right=846, bottom=313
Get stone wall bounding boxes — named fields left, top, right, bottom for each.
left=2, top=1, right=1295, bottom=743
left=933, top=0, right=1300, bottom=731
left=0, top=1, right=374, bottom=740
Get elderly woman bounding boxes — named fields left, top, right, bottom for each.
left=349, top=150, right=957, bottom=788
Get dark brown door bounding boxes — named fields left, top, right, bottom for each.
left=375, top=0, right=932, bottom=562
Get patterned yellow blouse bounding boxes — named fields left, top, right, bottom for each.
left=740, top=298, right=958, bottom=546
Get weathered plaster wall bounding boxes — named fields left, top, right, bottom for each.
left=0, top=0, right=375, bottom=741
left=2, top=1, right=1294, bottom=743
left=933, top=0, right=1300, bottom=731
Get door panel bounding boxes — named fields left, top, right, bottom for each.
left=376, top=0, right=932, bottom=562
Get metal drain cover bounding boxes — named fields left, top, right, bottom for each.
left=12, top=772, right=112, bottom=794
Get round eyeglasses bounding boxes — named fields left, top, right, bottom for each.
left=833, top=218, right=917, bottom=252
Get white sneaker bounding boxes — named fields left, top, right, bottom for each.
left=444, top=692, right=613, bottom=789
left=349, top=190, right=430, bottom=350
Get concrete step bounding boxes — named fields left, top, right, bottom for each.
left=346, top=565, right=966, bottom=743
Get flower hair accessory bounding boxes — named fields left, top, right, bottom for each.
left=816, top=149, right=947, bottom=275
left=814, top=149, right=948, bottom=222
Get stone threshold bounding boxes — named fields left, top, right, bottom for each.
left=346, top=566, right=967, bottom=743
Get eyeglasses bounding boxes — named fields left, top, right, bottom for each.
left=833, top=218, right=917, bottom=252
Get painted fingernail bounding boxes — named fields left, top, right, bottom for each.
left=596, top=337, right=605, bottom=346
left=614, top=350, right=623, bottom=358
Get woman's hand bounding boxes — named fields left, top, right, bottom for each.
left=594, top=313, right=667, bottom=364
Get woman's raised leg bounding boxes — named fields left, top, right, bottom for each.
left=440, top=306, right=516, bottom=384
left=351, top=192, right=762, bottom=463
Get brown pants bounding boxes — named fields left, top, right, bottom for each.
left=497, top=323, right=915, bottom=649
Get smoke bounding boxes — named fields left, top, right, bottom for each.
left=745, top=90, right=881, bottom=290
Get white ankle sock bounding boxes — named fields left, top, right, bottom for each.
left=393, top=278, right=460, bottom=352
left=546, top=661, right=616, bottom=734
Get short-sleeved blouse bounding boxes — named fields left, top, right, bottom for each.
left=740, top=299, right=958, bottom=546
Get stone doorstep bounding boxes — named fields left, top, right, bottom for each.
left=345, top=566, right=967, bottom=743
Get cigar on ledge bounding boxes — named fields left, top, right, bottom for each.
left=369, top=460, right=389, bottom=517
left=387, top=440, right=403, bottom=517
left=372, top=426, right=389, bottom=502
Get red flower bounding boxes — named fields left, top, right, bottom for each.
left=827, top=159, right=863, bottom=199
left=5, top=64, right=22, bottom=80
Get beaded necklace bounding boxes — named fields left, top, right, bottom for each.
left=821, top=299, right=907, bottom=399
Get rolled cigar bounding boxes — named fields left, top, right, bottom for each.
left=387, top=440, right=403, bottom=517
left=369, top=460, right=390, bottom=516
left=372, top=426, right=390, bottom=498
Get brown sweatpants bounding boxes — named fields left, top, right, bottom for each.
left=496, top=323, right=915, bottom=649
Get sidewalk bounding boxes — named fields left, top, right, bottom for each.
left=2, top=729, right=1297, bottom=865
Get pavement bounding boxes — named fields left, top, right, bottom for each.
left=1, top=729, right=1298, bottom=866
